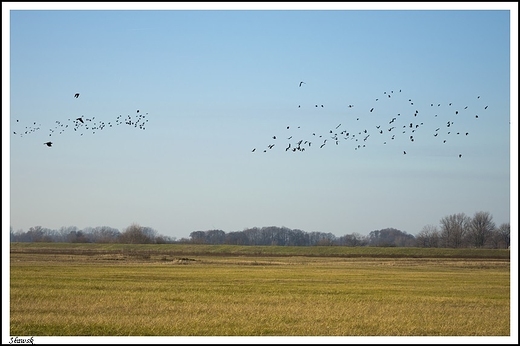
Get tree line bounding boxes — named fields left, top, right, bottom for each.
left=10, top=211, right=510, bottom=249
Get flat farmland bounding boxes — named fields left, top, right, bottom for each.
left=9, top=243, right=510, bottom=336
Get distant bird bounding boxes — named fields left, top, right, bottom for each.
left=74, top=93, right=80, bottom=98
left=299, top=81, right=305, bottom=87
left=76, top=117, right=84, bottom=123
left=44, top=141, right=53, bottom=147
left=252, top=148, right=256, bottom=152
left=252, top=89, right=485, bottom=157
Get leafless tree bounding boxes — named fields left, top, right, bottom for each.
left=439, top=213, right=470, bottom=248
left=416, top=224, right=440, bottom=248
left=496, top=222, right=510, bottom=249
left=89, top=226, right=121, bottom=243
left=119, top=223, right=154, bottom=244
left=467, top=211, right=495, bottom=248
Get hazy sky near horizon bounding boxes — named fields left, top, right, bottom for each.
left=4, top=3, right=517, bottom=241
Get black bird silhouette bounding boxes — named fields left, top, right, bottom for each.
left=44, top=142, right=53, bottom=147
left=76, top=117, right=84, bottom=123
left=74, top=93, right=80, bottom=98
left=299, top=81, right=305, bottom=87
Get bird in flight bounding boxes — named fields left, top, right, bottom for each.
left=299, top=81, right=306, bottom=87
left=44, top=142, right=53, bottom=147
left=76, top=117, right=84, bottom=123
left=74, top=93, right=80, bottom=98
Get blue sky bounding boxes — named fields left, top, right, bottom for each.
left=4, top=3, right=516, bottom=242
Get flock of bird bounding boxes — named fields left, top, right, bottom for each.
left=11, top=93, right=149, bottom=148
left=252, top=82, right=489, bottom=158
left=12, top=86, right=487, bottom=157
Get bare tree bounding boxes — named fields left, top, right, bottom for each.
left=225, top=231, right=249, bottom=245
left=189, top=231, right=206, bottom=244
left=142, top=227, right=158, bottom=242
left=368, top=228, right=415, bottom=247
left=205, top=229, right=226, bottom=244
left=416, top=225, right=440, bottom=248
left=89, top=226, right=121, bottom=243
left=119, top=223, right=154, bottom=244
left=58, top=226, right=79, bottom=242
left=467, top=211, right=495, bottom=248
left=439, top=213, right=470, bottom=248
left=496, top=222, right=510, bottom=249
left=67, top=230, right=89, bottom=243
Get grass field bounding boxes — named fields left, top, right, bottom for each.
left=9, top=243, right=511, bottom=337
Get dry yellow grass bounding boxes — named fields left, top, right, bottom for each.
left=9, top=248, right=510, bottom=337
